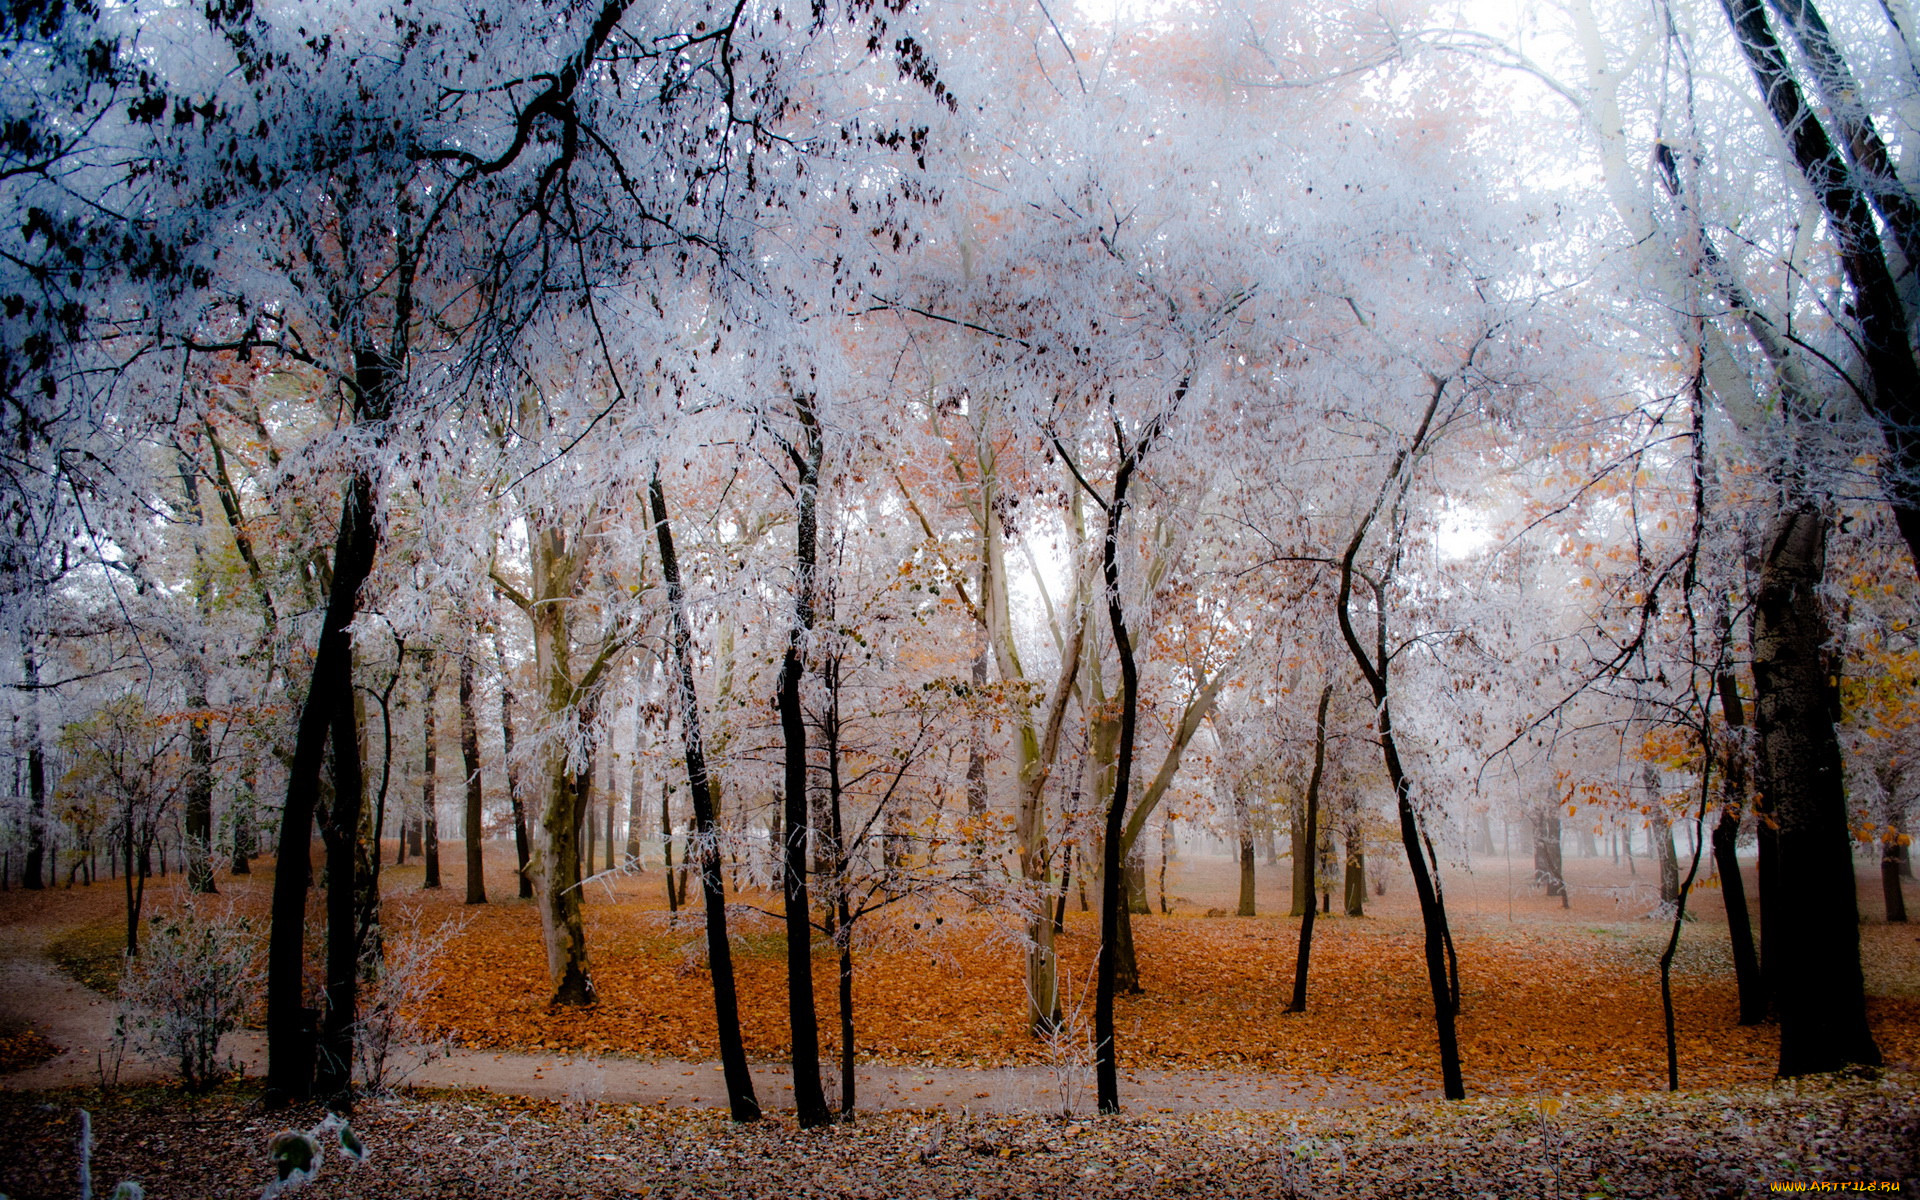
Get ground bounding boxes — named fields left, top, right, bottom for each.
left=1, top=841, right=1917, bottom=1197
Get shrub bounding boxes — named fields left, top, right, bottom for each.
left=113, top=900, right=259, bottom=1092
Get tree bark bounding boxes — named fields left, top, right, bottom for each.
left=420, top=658, right=441, bottom=890
left=651, top=468, right=759, bottom=1122
left=1290, top=803, right=1312, bottom=918
left=1344, top=828, right=1366, bottom=917
left=1720, top=0, right=1920, bottom=574
left=1533, top=810, right=1567, bottom=904
left=1234, top=781, right=1256, bottom=917
left=776, top=395, right=829, bottom=1129
left=1334, top=378, right=1466, bottom=1101
left=1287, top=684, right=1334, bottom=1012
left=1751, top=503, right=1881, bottom=1075
left=1884, top=834, right=1910, bottom=923
left=460, top=653, right=487, bottom=905
left=21, top=642, right=46, bottom=891
left=1714, top=670, right=1766, bottom=1024
left=491, top=626, right=534, bottom=899
left=265, top=460, right=379, bottom=1108
left=314, top=631, right=367, bottom=1107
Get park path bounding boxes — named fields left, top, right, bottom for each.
left=0, top=927, right=1412, bottom=1114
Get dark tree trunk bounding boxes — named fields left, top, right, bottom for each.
left=1334, top=382, right=1465, bottom=1101
left=1076, top=407, right=1176, bottom=1116
left=1720, top=0, right=1920, bottom=574
left=460, top=654, right=487, bottom=905
left=21, top=643, right=46, bottom=891
left=1882, top=846, right=1908, bottom=923
left=777, top=396, right=829, bottom=1129
left=1287, top=684, right=1334, bottom=1012
left=492, top=628, right=534, bottom=900
left=314, top=637, right=367, bottom=1108
left=230, top=770, right=255, bottom=874
left=420, top=661, right=441, bottom=889
left=651, top=469, right=759, bottom=1122
left=662, top=780, right=681, bottom=912
left=266, top=461, right=380, bottom=1108
left=1715, top=671, right=1766, bottom=1023
left=1750, top=504, right=1880, bottom=1075
left=184, top=675, right=216, bottom=895
left=1289, top=805, right=1312, bottom=918
left=1235, top=784, right=1256, bottom=917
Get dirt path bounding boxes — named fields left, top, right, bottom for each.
left=0, top=927, right=1406, bottom=1113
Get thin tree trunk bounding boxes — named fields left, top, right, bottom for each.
left=492, top=626, right=534, bottom=900
left=662, top=780, right=681, bottom=912
left=1069, top=406, right=1177, bottom=1117
left=1334, top=380, right=1466, bottom=1101
left=460, top=653, right=487, bottom=905
left=651, top=468, right=759, bottom=1122
left=1235, top=784, right=1256, bottom=917
left=1344, top=827, right=1366, bottom=917
left=1287, top=684, right=1334, bottom=1012
left=21, top=643, right=46, bottom=891
left=420, top=659, right=441, bottom=890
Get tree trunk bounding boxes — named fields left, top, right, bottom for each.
left=230, top=770, right=254, bottom=875
left=652, top=468, right=759, bottom=1121
left=1287, top=684, right=1334, bottom=1012
left=1290, top=804, right=1312, bottom=918
left=662, top=780, right=681, bottom=912
left=625, top=691, right=646, bottom=867
left=1882, top=840, right=1909, bottom=923
left=1334, top=383, right=1465, bottom=1101
left=1124, top=844, right=1150, bottom=915
left=1720, top=0, right=1920, bottom=576
left=21, top=642, right=46, bottom=891
left=314, top=632, right=367, bottom=1107
left=460, top=653, right=487, bottom=905
left=184, top=673, right=216, bottom=895
left=1082, top=409, right=1172, bottom=1116
left=1533, top=810, right=1567, bottom=903
left=265, top=454, right=380, bottom=1108
left=420, top=660, right=441, bottom=890
left=1471, top=808, right=1495, bottom=857
left=1714, top=671, right=1766, bottom=1023
left=1234, top=782, right=1256, bottom=917
left=1344, top=828, right=1366, bottom=917
left=492, top=627, right=534, bottom=900
left=1751, top=503, right=1880, bottom=1075
left=777, top=395, right=829, bottom=1129
left=515, top=517, right=599, bottom=1007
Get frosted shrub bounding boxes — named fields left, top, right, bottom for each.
left=353, top=913, right=465, bottom=1094
left=114, top=901, right=259, bottom=1092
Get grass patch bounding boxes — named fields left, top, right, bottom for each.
left=48, top=917, right=127, bottom=995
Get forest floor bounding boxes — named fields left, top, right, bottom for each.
left=1, top=845, right=1918, bottom=1196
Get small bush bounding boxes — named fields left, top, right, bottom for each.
left=114, top=901, right=259, bottom=1092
